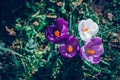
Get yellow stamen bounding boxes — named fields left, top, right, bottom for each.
left=86, top=50, right=95, bottom=55
left=54, top=30, right=60, bottom=37
left=83, top=27, right=89, bottom=32
left=67, top=45, right=73, bottom=53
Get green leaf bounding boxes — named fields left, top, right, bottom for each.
left=84, top=60, right=100, bottom=72
left=25, top=2, right=31, bottom=8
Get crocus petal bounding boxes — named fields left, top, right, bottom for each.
left=55, top=18, right=68, bottom=30
left=81, top=46, right=88, bottom=59
left=80, top=37, right=104, bottom=64
left=87, top=56, right=94, bottom=62
left=91, top=56, right=101, bottom=64
left=68, top=50, right=77, bottom=58
left=55, top=25, right=68, bottom=43
left=92, top=45, right=104, bottom=57
left=61, top=25, right=68, bottom=34
left=84, top=56, right=101, bottom=64
left=67, top=35, right=78, bottom=47
left=79, top=32, right=92, bottom=41
left=86, top=19, right=93, bottom=24
left=87, top=27, right=98, bottom=36
left=67, top=35, right=74, bottom=41
left=78, top=20, right=86, bottom=31
left=64, top=50, right=77, bottom=58
left=59, top=25, right=68, bottom=39
left=45, top=18, right=68, bottom=43
left=78, top=19, right=99, bottom=41
left=60, top=35, right=80, bottom=58
left=84, top=37, right=102, bottom=48
left=59, top=44, right=76, bottom=58
left=91, top=37, right=102, bottom=45
left=59, top=44, right=67, bottom=53
left=87, top=19, right=99, bottom=34
left=45, top=25, right=56, bottom=43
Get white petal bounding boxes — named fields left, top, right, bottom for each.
left=78, top=19, right=99, bottom=41
left=86, top=19, right=93, bottom=25
left=87, top=28, right=98, bottom=36
left=85, top=19, right=99, bottom=30
left=80, top=32, right=92, bottom=41
left=78, top=20, right=86, bottom=31
left=89, top=23, right=98, bottom=33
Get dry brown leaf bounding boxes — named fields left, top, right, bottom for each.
left=73, top=0, right=83, bottom=6
left=77, top=0, right=83, bottom=6
left=5, top=26, right=16, bottom=36
left=47, top=15, right=57, bottom=19
left=107, top=13, right=113, bottom=21
left=102, top=17, right=106, bottom=24
left=112, top=32, right=118, bottom=37
left=12, top=39, right=23, bottom=50
left=33, top=21, right=39, bottom=27
left=91, top=4, right=104, bottom=16
left=83, top=3, right=88, bottom=11
left=56, top=1, right=63, bottom=7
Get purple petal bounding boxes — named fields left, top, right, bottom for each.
left=92, top=45, right=104, bottom=57
left=59, top=35, right=80, bottom=58
left=68, top=50, right=77, bottom=58
left=54, top=18, right=68, bottom=30
left=91, top=56, right=101, bottom=64
left=61, top=25, right=68, bottom=35
left=56, top=25, right=68, bottom=41
left=59, top=44, right=77, bottom=58
left=68, top=35, right=74, bottom=41
left=77, top=45, right=80, bottom=52
left=80, top=46, right=88, bottom=59
left=45, top=18, right=68, bottom=43
left=79, top=46, right=84, bottom=59
left=84, top=37, right=102, bottom=48
left=91, top=37, right=102, bottom=45
left=80, top=40, right=103, bottom=64
left=67, top=35, right=78, bottom=47
left=45, top=25, right=56, bottom=43
left=84, top=41, right=93, bottom=49
left=59, top=44, right=67, bottom=53
left=83, top=55, right=101, bottom=64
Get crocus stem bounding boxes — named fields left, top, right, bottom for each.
left=46, top=43, right=54, bottom=63
left=69, top=14, right=72, bottom=34
left=57, top=57, right=63, bottom=65
left=46, top=52, right=53, bottom=63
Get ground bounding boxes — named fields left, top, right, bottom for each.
left=0, top=0, right=120, bottom=80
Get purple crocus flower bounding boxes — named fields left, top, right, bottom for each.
left=59, top=35, right=80, bottom=58
left=80, top=37, right=104, bottom=64
left=45, top=18, right=68, bottom=43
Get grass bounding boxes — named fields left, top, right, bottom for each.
left=0, top=0, right=120, bottom=80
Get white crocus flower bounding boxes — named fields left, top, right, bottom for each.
left=78, top=19, right=99, bottom=41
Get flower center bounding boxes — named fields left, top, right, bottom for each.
left=83, top=27, right=89, bottom=32
left=86, top=49, right=95, bottom=55
left=54, top=30, right=60, bottom=37
left=67, top=45, right=73, bottom=53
